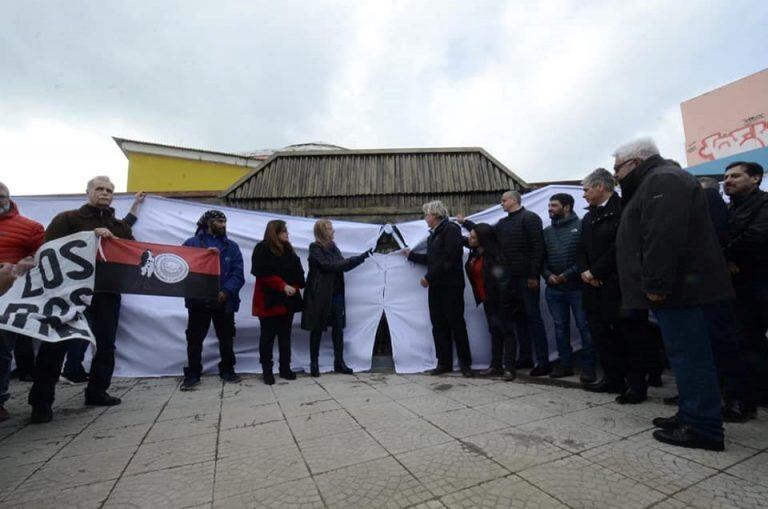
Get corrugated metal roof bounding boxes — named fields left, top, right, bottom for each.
left=222, top=148, right=526, bottom=200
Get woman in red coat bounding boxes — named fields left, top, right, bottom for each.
left=251, top=220, right=305, bottom=385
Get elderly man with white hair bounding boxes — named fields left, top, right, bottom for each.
left=613, top=137, right=733, bottom=451
left=406, top=200, right=473, bottom=377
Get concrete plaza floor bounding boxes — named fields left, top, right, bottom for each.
left=0, top=371, right=766, bottom=508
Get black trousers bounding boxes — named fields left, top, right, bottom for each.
left=586, top=308, right=658, bottom=393
left=733, top=278, right=768, bottom=408
left=483, top=299, right=517, bottom=370
left=309, top=299, right=345, bottom=362
left=29, top=293, right=121, bottom=407
left=428, top=286, right=472, bottom=369
left=259, top=314, right=293, bottom=373
left=13, top=336, right=35, bottom=376
left=185, top=307, right=236, bottom=376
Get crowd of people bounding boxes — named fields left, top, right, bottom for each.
left=0, top=136, right=766, bottom=452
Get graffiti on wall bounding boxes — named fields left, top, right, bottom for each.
left=692, top=116, right=768, bottom=161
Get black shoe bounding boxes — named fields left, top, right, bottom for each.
left=334, top=361, right=353, bottom=375
left=479, top=367, right=504, bottom=377
left=219, top=371, right=242, bottom=383
left=741, top=403, right=758, bottom=420
left=516, top=359, right=534, bottom=369
left=549, top=365, right=574, bottom=379
left=529, top=364, right=552, bottom=377
left=663, top=395, right=679, bottom=406
left=279, top=369, right=297, bottom=380
left=503, top=369, right=517, bottom=382
left=180, top=373, right=201, bottom=391
left=461, top=367, right=474, bottom=378
left=583, top=379, right=627, bottom=394
left=430, top=366, right=452, bottom=376
left=579, top=370, right=597, bottom=384
left=60, top=371, right=89, bottom=385
left=310, top=361, right=320, bottom=378
left=263, top=371, right=275, bottom=385
left=85, top=391, right=121, bottom=406
left=652, top=414, right=679, bottom=430
left=616, top=390, right=647, bottom=405
left=647, top=373, right=663, bottom=387
left=722, top=401, right=750, bottom=423
left=652, top=425, right=724, bottom=452
left=29, top=406, right=53, bottom=424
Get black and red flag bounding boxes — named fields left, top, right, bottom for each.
left=95, top=238, right=220, bottom=299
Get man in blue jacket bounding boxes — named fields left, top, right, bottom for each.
left=181, top=210, right=245, bottom=390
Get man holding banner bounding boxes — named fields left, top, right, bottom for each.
left=28, top=176, right=134, bottom=423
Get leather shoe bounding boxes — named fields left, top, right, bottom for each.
left=582, top=379, right=627, bottom=394
left=310, top=361, right=320, bottom=378
left=479, top=367, right=504, bottom=377
left=85, top=391, right=121, bottom=407
left=263, top=371, right=275, bottom=385
left=579, top=370, right=597, bottom=384
left=722, top=400, right=749, bottom=423
left=461, top=367, right=474, bottom=378
left=652, top=425, right=724, bottom=452
left=334, top=361, right=353, bottom=375
left=279, top=369, right=297, bottom=380
left=430, top=366, right=452, bottom=376
left=29, top=406, right=53, bottom=424
left=503, top=369, right=517, bottom=382
left=529, top=364, right=552, bottom=377
left=652, top=414, right=679, bottom=430
left=549, top=365, right=574, bottom=378
left=616, top=390, right=647, bottom=404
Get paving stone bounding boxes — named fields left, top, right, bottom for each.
left=214, top=442, right=310, bottom=498
left=408, top=501, right=448, bottom=509
left=314, top=456, right=432, bottom=508
left=286, top=408, right=361, bottom=441
left=0, top=434, right=72, bottom=465
left=376, top=382, right=436, bottom=399
left=105, top=460, right=215, bottom=509
left=278, top=396, right=341, bottom=417
left=88, top=407, right=163, bottom=430
left=484, top=381, right=546, bottom=399
left=582, top=438, right=718, bottom=495
left=517, top=415, right=620, bottom=453
left=126, top=432, right=217, bottom=475
left=628, top=432, right=758, bottom=470
left=330, top=388, right=394, bottom=408
left=297, top=428, right=389, bottom=474
left=440, top=386, right=509, bottom=407
left=441, top=474, right=569, bottom=509
left=2, top=479, right=115, bottom=508
left=346, top=401, right=419, bottom=428
left=518, top=455, right=666, bottom=509
left=213, top=477, right=323, bottom=509
left=396, top=394, right=467, bottom=416
left=673, top=472, right=768, bottom=509
left=566, top=406, right=654, bottom=437
left=56, top=422, right=152, bottom=458
left=355, top=373, right=412, bottom=386
left=724, top=451, right=768, bottom=488
left=396, top=441, right=509, bottom=497
left=218, top=420, right=296, bottom=459
left=145, top=412, right=219, bottom=443
left=0, top=460, right=43, bottom=499
left=723, top=418, right=768, bottom=450
left=220, top=402, right=284, bottom=430
left=512, top=392, right=594, bottom=416
left=425, top=408, right=515, bottom=439
left=473, top=399, right=561, bottom=427
left=158, top=394, right=221, bottom=421
left=462, top=428, right=571, bottom=472
left=366, top=418, right=454, bottom=454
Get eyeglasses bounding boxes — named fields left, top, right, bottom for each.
left=613, top=159, right=639, bottom=174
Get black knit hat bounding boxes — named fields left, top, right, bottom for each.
left=196, top=210, right=226, bottom=233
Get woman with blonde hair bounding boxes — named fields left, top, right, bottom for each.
left=251, top=220, right=305, bottom=385
left=301, top=220, right=370, bottom=377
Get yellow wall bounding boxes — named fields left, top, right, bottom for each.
left=126, top=152, right=251, bottom=192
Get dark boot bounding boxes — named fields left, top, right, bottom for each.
left=262, top=369, right=275, bottom=385
left=310, top=332, right=321, bottom=377
left=332, top=333, right=353, bottom=375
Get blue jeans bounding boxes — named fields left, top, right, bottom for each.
left=654, top=306, right=723, bottom=440
left=545, top=287, right=596, bottom=371
left=514, top=278, right=550, bottom=366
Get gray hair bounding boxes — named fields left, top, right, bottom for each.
left=582, top=168, right=615, bottom=192
left=612, top=137, right=660, bottom=161
left=502, top=190, right=522, bottom=204
left=699, top=177, right=720, bottom=190
left=86, top=176, right=114, bottom=191
left=422, top=200, right=449, bottom=219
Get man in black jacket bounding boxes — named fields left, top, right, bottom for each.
left=613, top=138, right=733, bottom=451
left=579, top=168, right=659, bottom=404
left=723, top=161, right=768, bottom=417
left=407, top=200, right=472, bottom=377
left=460, top=191, right=550, bottom=376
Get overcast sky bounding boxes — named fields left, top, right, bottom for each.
left=1, top=0, right=766, bottom=195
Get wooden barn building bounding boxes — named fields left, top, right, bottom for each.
left=220, top=147, right=528, bottom=223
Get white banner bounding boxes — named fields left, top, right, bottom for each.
left=0, top=232, right=97, bottom=345
left=14, top=185, right=587, bottom=376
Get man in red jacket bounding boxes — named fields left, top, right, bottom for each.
left=0, top=182, right=44, bottom=421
